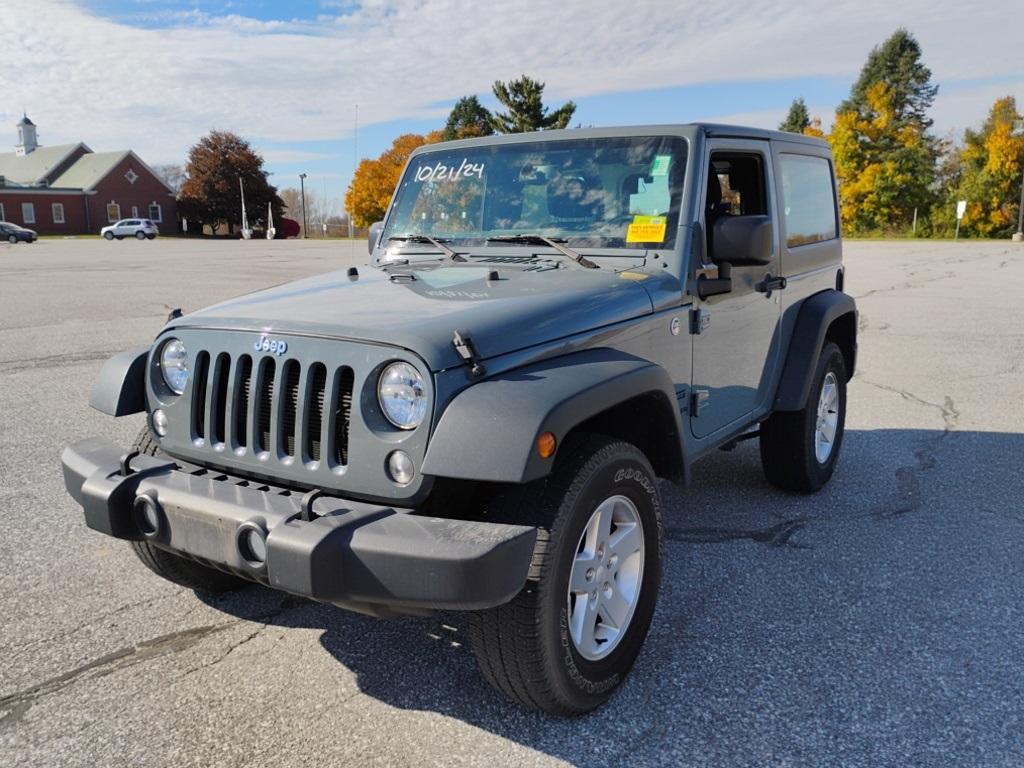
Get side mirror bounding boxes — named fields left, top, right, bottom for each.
left=711, top=215, right=773, bottom=266
left=367, top=221, right=383, bottom=255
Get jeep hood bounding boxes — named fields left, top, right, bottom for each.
left=175, top=263, right=656, bottom=371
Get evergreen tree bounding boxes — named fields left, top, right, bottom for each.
left=829, top=29, right=939, bottom=233
left=779, top=98, right=810, bottom=134
left=490, top=75, right=576, bottom=134
left=839, top=28, right=938, bottom=128
left=442, top=96, right=494, bottom=141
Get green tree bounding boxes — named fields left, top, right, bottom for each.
left=490, top=75, right=576, bottom=133
left=829, top=29, right=939, bottom=233
left=779, top=98, right=810, bottom=134
left=839, top=28, right=939, bottom=129
left=178, top=131, right=283, bottom=234
left=442, top=96, right=494, bottom=140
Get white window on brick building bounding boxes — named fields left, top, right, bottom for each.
left=131, top=205, right=138, bottom=218
left=22, top=202, right=35, bottom=224
left=52, top=202, right=65, bottom=224
left=0, top=202, right=5, bottom=221
left=106, top=203, right=120, bottom=222
left=148, top=203, right=162, bottom=222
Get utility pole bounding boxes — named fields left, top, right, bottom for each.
left=299, top=172, right=308, bottom=238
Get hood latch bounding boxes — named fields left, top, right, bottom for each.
left=453, top=329, right=487, bottom=379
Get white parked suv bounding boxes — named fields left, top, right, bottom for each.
left=101, top=219, right=159, bottom=240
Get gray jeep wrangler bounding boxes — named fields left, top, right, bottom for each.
left=62, top=124, right=856, bottom=715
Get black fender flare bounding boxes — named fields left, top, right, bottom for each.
left=773, top=290, right=857, bottom=411
left=89, top=346, right=149, bottom=416
left=421, top=348, right=686, bottom=484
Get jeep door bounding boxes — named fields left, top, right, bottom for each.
left=690, top=138, right=783, bottom=438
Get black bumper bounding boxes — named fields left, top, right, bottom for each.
left=61, top=437, right=536, bottom=611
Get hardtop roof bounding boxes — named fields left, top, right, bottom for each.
left=408, top=123, right=828, bottom=156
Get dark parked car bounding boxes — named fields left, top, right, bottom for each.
left=0, top=221, right=37, bottom=243
left=62, top=124, right=856, bottom=715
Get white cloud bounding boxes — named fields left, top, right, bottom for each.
left=0, top=0, right=1020, bottom=163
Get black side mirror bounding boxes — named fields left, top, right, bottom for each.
left=367, top=221, right=383, bottom=255
left=712, top=215, right=773, bottom=266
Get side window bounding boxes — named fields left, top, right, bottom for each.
left=780, top=154, right=837, bottom=247
left=707, top=153, right=768, bottom=218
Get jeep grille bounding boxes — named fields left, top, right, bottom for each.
left=188, top=350, right=354, bottom=468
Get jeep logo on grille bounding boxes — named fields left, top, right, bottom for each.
left=254, top=334, right=288, bottom=356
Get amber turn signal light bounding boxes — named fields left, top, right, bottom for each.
left=537, top=432, right=557, bottom=459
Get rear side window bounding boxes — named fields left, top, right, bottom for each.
left=780, top=154, right=837, bottom=247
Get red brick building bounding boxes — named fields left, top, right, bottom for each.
left=0, top=115, right=177, bottom=235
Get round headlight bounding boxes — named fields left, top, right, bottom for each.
left=159, top=338, right=189, bottom=395
left=378, top=362, right=427, bottom=429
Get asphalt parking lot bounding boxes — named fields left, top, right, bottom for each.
left=1, top=236, right=1022, bottom=767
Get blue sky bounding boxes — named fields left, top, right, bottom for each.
left=2, top=0, right=1021, bottom=208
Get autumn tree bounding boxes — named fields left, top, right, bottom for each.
left=178, top=131, right=283, bottom=234
left=490, top=75, right=576, bottom=133
left=937, top=97, right=1024, bottom=237
left=780, top=98, right=810, bottom=134
left=443, top=96, right=494, bottom=140
left=829, top=29, right=939, bottom=233
left=345, top=132, right=443, bottom=227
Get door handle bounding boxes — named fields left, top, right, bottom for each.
left=755, top=273, right=787, bottom=297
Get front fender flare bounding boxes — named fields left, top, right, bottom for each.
left=89, top=346, right=149, bottom=416
left=421, top=349, right=685, bottom=484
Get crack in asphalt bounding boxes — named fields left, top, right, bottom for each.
left=1, top=349, right=118, bottom=373
left=666, top=382, right=959, bottom=549
left=4, top=596, right=165, bottom=657
left=0, top=596, right=302, bottom=731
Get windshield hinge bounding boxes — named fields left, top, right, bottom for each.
left=453, top=330, right=487, bottom=379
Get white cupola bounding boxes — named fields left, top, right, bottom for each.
left=16, top=114, right=38, bottom=156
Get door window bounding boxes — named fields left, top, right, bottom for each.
left=705, top=153, right=768, bottom=254
left=779, top=154, right=837, bottom=247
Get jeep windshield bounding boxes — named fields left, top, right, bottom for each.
left=381, top=135, right=687, bottom=254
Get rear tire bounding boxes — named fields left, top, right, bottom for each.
left=7, top=234, right=16, bottom=244
left=760, top=341, right=847, bottom=492
left=135, top=231, right=146, bottom=240
left=468, top=433, right=662, bottom=715
left=146, top=233, right=156, bottom=240
left=127, top=427, right=248, bottom=593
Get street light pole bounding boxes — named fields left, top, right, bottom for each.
left=299, top=172, right=308, bottom=239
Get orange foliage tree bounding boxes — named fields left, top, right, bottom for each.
left=941, top=97, right=1024, bottom=237
left=345, top=131, right=443, bottom=227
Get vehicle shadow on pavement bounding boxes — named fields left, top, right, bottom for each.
left=198, top=427, right=1024, bottom=766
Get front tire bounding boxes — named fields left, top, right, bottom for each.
left=135, top=231, right=146, bottom=240
left=760, top=341, right=847, bottom=492
left=103, top=231, right=114, bottom=240
left=469, top=434, right=662, bottom=715
left=127, top=427, right=248, bottom=593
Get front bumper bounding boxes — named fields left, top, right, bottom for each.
left=61, top=437, right=536, bottom=612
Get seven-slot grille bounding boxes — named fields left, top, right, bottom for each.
left=188, top=350, right=354, bottom=466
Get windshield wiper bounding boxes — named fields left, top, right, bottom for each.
left=485, top=234, right=598, bottom=269
left=387, top=234, right=467, bottom=262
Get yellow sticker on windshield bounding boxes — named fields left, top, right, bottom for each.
left=626, top=215, right=667, bottom=243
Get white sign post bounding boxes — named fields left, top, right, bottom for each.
left=955, top=200, right=967, bottom=240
